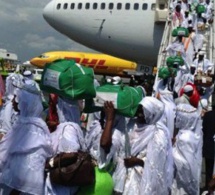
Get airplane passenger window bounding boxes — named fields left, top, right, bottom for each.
left=151, top=3, right=155, bottom=10
left=86, top=3, right=90, bottom=9
left=71, top=3, right=75, bottom=9
left=101, top=3, right=105, bottom=9
left=63, top=3, right=68, bottom=9
left=142, top=3, right=148, bottom=10
left=78, top=3, right=82, bottom=9
left=159, top=4, right=165, bottom=10
left=125, top=3, right=130, bottom=10
left=117, top=3, right=122, bottom=9
left=57, top=3, right=61, bottom=10
left=109, top=3, right=114, bottom=10
left=93, top=3, right=98, bottom=9
left=134, top=3, right=139, bottom=10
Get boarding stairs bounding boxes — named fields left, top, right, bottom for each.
left=154, top=0, right=215, bottom=96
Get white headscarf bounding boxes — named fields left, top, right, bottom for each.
left=23, top=70, right=34, bottom=81
left=129, top=97, right=165, bottom=155
left=158, top=88, right=176, bottom=138
left=57, top=97, right=81, bottom=124
left=5, top=73, right=23, bottom=99
left=139, top=98, right=173, bottom=195
left=139, top=97, right=164, bottom=125
left=0, top=83, right=53, bottom=195
left=114, top=97, right=167, bottom=194
left=14, top=83, right=43, bottom=118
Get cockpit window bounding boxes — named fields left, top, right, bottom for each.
left=125, top=3, right=130, bottom=10
left=86, top=3, right=90, bottom=9
left=134, top=3, right=139, bottom=10
left=38, top=55, right=49, bottom=59
left=142, top=3, right=148, bottom=10
left=117, top=3, right=122, bottom=10
left=39, top=54, right=49, bottom=59
left=71, top=3, right=75, bottom=9
left=101, top=3, right=105, bottom=9
left=93, top=3, right=98, bottom=9
left=57, top=3, right=61, bottom=10
left=78, top=3, right=82, bottom=9
left=63, top=3, right=68, bottom=9
left=109, top=3, right=114, bottom=10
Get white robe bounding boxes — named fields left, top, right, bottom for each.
left=85, top=112, right=125, bottom=169
left=159, top=89, right=176, bottom=139
left=193, top=58, right=213, bottom=73
left=172, top=130, right=201, bottom=195
left=0, top=83, right=53, bottom=195
left=45, top=122, right=85, bottom=195
left=0, top=96, right=17, bottom=134
left=166, top=41, right=186, bottom=60
left=113, top=97, right=172, bottom=195
left=0, top=117, right=53, bottom=195
left=172, top=104, right=202, bottom=195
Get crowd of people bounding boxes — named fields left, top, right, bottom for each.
left=0, top=0, right=213, bottom=195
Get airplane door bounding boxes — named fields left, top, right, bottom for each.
left=155, top=0, right=168, bottom=22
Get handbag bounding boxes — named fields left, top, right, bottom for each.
left=49, top=151, right=95, bottom=186
left=49, top=125, right=95, bottom=186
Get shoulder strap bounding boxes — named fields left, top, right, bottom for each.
left=57, top=123, right=84, bottom=152
left=124, top=121, right=131, bottom=158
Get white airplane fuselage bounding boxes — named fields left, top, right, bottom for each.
left=43, top=0, right=166, bottom=66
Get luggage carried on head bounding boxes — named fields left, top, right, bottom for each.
left=158, top=66, right=177, bottom=79
left=84, top=84, right=145, bottom=117
left=194, top=72, right=214, bottom=87
left=166, top=56, right=184, bottom=67
left=40, top=59, right=96, bottom=100
left=196, top=4, right=206, bottom=14
left=172, top=27, right=189, bottom=37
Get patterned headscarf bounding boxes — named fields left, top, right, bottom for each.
left=175, top=103, right=199, bottom=131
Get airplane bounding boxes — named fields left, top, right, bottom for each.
left=30, top=51, right=142, bottom=77
left=42, top=0, right=168, bottom=67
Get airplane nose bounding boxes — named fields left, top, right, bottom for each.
left=43, top=1, right=54, bottom=22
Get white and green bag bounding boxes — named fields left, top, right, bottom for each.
left=94, top=84, right=145, bottom=117
left=40, top=59, right=96, bottom=100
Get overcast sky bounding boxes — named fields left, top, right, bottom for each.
left=0, top=0, right=94, bottom=63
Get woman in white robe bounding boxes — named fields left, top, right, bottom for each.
left=156, top=88, right=176, bottom=139
left=0, top=82, right=53, bottom=195
left=172, top=103, right=203, bottom=195
left=113, top=97, right=173, bottom=195
left=0, top=73, right=23, bottom=135
left=85, top=109, right=125, bottom=170
left=79, top=103, right=126, bottom=195
left=45, top=97, right=85, bottom=195
left=165, top=36, right=186, bottom=61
